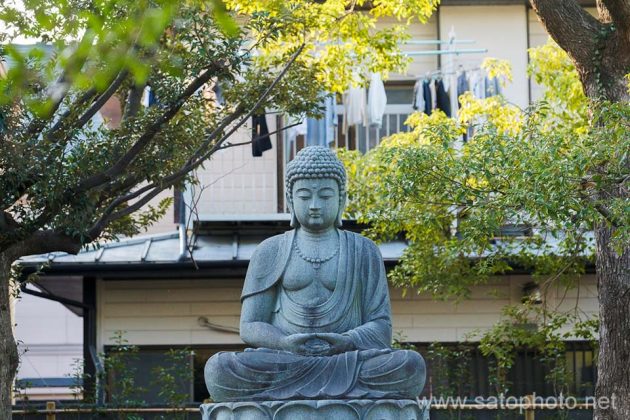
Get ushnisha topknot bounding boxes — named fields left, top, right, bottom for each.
left=285, top=146, right=347, bottom=196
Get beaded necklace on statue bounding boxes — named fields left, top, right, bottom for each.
left=294, top=240, right=339, bottom=270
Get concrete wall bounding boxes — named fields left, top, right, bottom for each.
left=377, top=15, right=439, bottom=80
left=439, top=5, right=530, bottom=108
left=97, top=274, right=598, bottom=349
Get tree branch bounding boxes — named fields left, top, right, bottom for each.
left=86, top=185, right=165, bottom=240
left=48, top=70, right=128, bottom=140
left=39, top=44, right=305, bottom=246
left=21, top=29, right=96, bottom=141
left=529, top=0, right=602, bottom=67
left=76, top=60, right=227, bottom=193
left=122, top=84, right=144, bottom=121
left=600, top=0, right=630, bottom=35
left=45, top=87, right=98, bottom=137
left=7, top=230, right=82, bottom=260
left=578, top=188, right=622, bottom=228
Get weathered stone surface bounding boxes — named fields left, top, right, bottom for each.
left=203, top=146, right=426, bottom=403
left=200, top=399, right=430, bottom=420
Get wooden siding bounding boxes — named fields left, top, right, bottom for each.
left=98, top=274, right=598, bottom=350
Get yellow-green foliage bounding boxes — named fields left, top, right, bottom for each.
left=0, top=0, right=441, bottom=244
left=528, top=39, right=589, bottom=134
left=227, top=0, right=439, bottom=93
left=341, top=43, right=629, bottom=300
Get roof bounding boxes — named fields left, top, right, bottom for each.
left=16, top=219, right=408, bottom=275
left=17, top=217, right=595, bottom=278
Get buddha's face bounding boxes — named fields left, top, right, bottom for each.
left=292, top=178, right=340, bottom=232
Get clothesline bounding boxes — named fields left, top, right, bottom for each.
left=404, top=40, right=476, bottom=45
left=252, top=30, right=494, bottom=156
left=417, top=65, right=482, bottom=80
left=404, top=48, right=488, bottom=56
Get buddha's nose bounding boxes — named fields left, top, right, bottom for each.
left=309, top=198, right=321, bottom=211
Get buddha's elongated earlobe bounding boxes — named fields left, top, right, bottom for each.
left=287, top=194, right=299, bottom=228
left=335, top=192, right=346, bottom=227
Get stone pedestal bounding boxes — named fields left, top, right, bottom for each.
left=200, top=399, right=429, bottom=420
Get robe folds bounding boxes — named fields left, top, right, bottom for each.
left=205, top=229, right=426, bottom=402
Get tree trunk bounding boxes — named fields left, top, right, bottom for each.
left=0, top=252, right=19, bottom=420
left=595, top=225, right=630, bottom=419
left=587, top=51, right=630, bottom=419
left=528, top=1, right=630, bottom=416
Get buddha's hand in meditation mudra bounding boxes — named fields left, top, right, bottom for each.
left=204, top=146, right=426, bottom=402
left=283, top=333, right=353, bottom=356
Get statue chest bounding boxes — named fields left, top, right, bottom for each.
left=280, top=254, right=339, bottom=304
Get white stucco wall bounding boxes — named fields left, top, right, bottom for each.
left=439, top=5, right=530, bottom=108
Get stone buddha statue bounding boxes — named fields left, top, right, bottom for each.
left=204, top=146, right=426, bottom=403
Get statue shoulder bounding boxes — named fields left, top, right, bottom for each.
left=248, top=230, right=293, bottom=273
left=345, top=230, right=382, bottom=257
left=252, top=231, right=288, bottom=260
left=242, top=230, right=293, bottom=300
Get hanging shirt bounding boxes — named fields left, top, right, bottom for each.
left=435, top=79, right=451, bottom=117
left=141, top=86, right=157, bottom=107
left=429, top=80, right=437, bottom=111
left=307, top=94, right=337, bottom=147
left=367, top=73, right=387, bottom=128
left=213, top=82, right=225, bottom=106
left=343, top=85, right=366, bottom=129
left=469, top=71, right=485, bottom=99
left=286, top=116, right=308, bottom=148
left=422, top=80, right=432, bottom=115
left=457, top=71, right=469, bottom=103
left=413, top=79, right=425, bottom=112
left=449, top=73, right=459, bottom=119
left=485, top=76, right=501, bottom=97
left=252, top=114, right=272, bottom=157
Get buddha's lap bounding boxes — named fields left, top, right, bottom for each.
left=204, top=347, right=425, bottom=395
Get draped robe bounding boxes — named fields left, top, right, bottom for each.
left=205, top=229, right=425, bottom=402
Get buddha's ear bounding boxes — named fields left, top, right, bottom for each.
left=287, top=193, right=299, bottom=228
left=335, top=191, right=347, bottom=228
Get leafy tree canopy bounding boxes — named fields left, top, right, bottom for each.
left=0, top=0, right=438, bottom=254
left=340, top=40, right=629, bottom=300
left=340, top=39, right=628, bottom=395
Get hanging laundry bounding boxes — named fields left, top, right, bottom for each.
left=213, top=82, right=225, bottom=106
left=412, top=79, right=424, bottom=111
left=469, top=70, right=485, bottom=99
left=448, top=73, right=459, bottom=119
left=343, top=85, right=366, bottom=129
left=306, top=94, right=337, bottom=147
left=435, top=79, right=451, bottom=117
left=485, top=76, right=501, bottom=97
left=367, top=73, right=387, bottom=128
left=422, top=80, right=432, bottom=115
left=252, top=114, right=272, bottom=157
left=141, top=86, right=156, bottom=107
left=429, top=79, right=437, bottom=111
left=286, top=115, right=308, bottom=149
left=457, top=71, right=469, bottom=104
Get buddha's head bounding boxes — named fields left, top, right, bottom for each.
left=285, top=146, right=347, bottom=231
